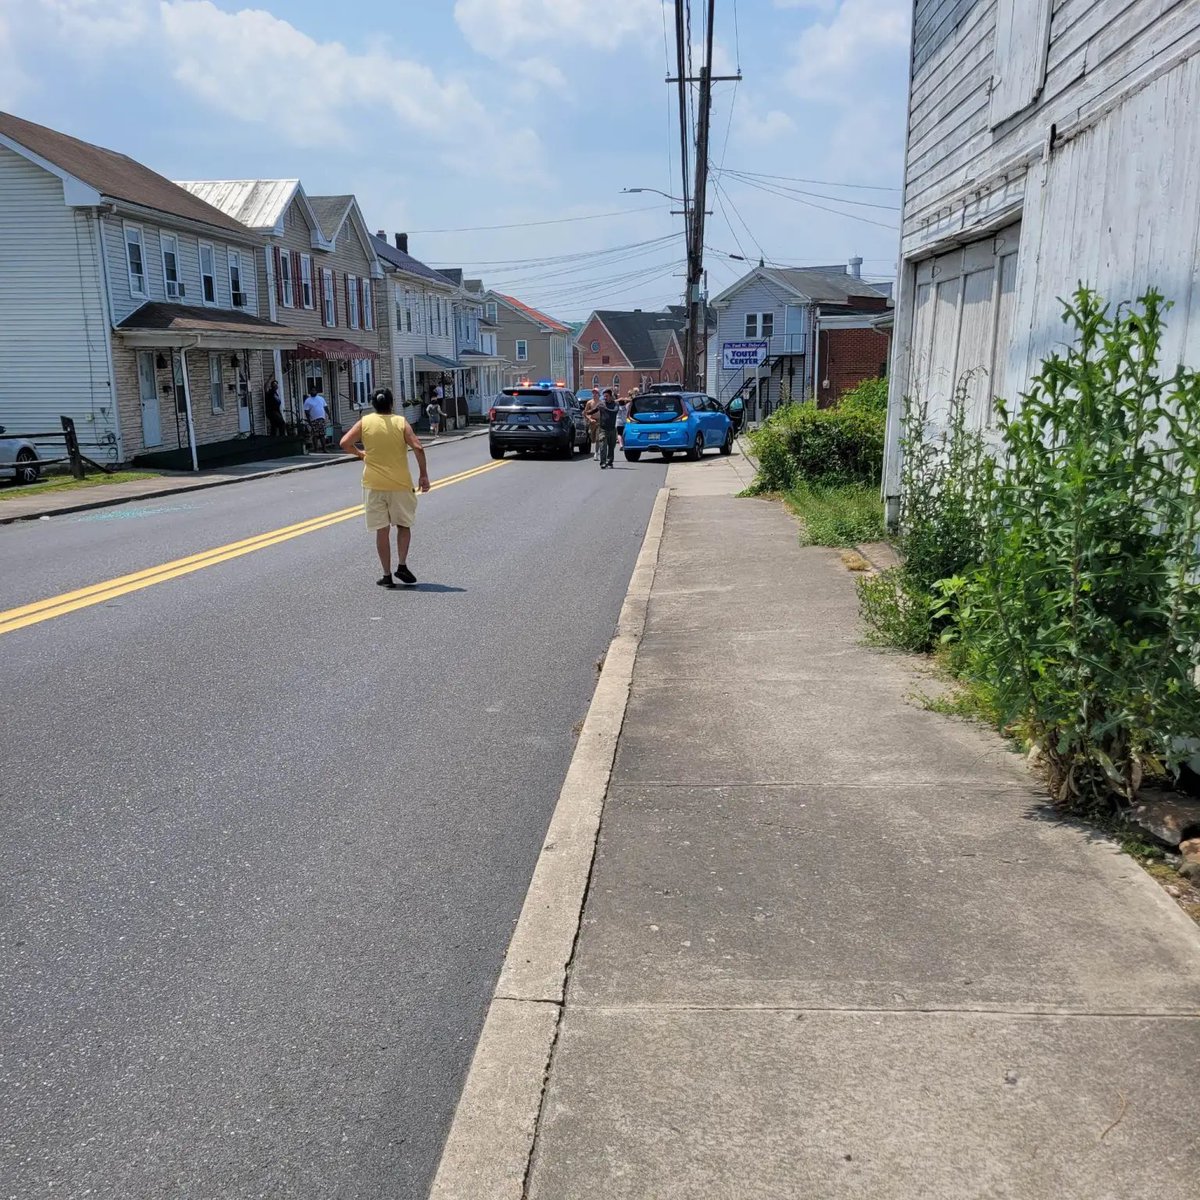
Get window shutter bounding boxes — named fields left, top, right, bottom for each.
left=273, top=246, right=283, bottom=305
left=292, top=252, right=302, bottom=304
left=332, top=272, right=339, bottom=325
left=345, top=276, right=352, bottom=327
left=317, top=269, right=326, bottom=326
left=358, top=279, right=365, bottom=329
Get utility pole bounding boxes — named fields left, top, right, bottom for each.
left=669, top=0, right=740, bottom=391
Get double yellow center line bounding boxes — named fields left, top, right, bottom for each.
left=0, top=459, right=507, bottom=637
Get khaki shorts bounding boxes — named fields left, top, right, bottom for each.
left=363, top=487, right=418, bottom=531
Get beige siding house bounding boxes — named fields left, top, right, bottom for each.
left=484, top=292, right=573, bottom=388
left=180, top=181, right=384, bottom=435
left=0, top=111, right=300, bottom=467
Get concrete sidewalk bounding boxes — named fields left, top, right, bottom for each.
left=0, top=426, right=488, bottom=524
left=436, top=451, right=1200, bottom=1199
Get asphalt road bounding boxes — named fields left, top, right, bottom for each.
left=0, top=439, right=666, bottom=1199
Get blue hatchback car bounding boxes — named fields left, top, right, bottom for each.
left=622, top=391, right=733, bottom=462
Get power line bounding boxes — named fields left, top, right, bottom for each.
left=437, top=234, right=678, bottom=270
left=719, top=168, right=899, bottom=211
left=722, top=173, right=899, bottom=231
left=716, top=167, right=900, bottom=192
left=409, top=205, right=663, bottom=234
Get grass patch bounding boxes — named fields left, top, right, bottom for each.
left=784, top=482, right=885, bottom=547
left=0, top=469, right=160, bottom=500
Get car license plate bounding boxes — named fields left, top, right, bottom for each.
left=647, top=432, right=661, bottom=440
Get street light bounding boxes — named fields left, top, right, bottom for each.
left=622, top=186, right=687, bottom=204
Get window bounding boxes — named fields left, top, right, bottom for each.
left=347, top=275, right=360, bottom=329
left=398, top=355, right=410, bottom=404
left=322, top=268, right=335, bottom=326
left=209, top=353, right=223, bottom=413
left=613, top=374, right=621, bottom=390
left=161, top=232, right=182, bottom=300
left=351, top=359, right=373, bottom=409
left=515, top=339, right=528, bottom=362
left=990, top=0, right=1052, bottom=125
left=745, top=312, right=774, bottom=339
left=124, top=224, right=146, bottom=296
left=362, top=279, right=373, bottom=330
left=485, top=301, right=497, bottom=322
left=229, top=250, right=245, bottom=306
left=199, top=243, right=216, bottom=304
left=591, top=373, right=599, bottom=388
left=278, top=249, right=293, bottom=307
left=405, top=289, right=414, bottom=332
left=300, top=254, right=314, bottom=308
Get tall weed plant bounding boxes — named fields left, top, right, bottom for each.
left=856, top=382, right=988, bottom=651
left=955, top=289, right=1200, bottom=807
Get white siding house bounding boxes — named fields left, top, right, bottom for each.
left=708, top=263, right=891, bottom=415
left=885, top=0, right=1200, bottom=516
left=0, top=143, right=116, bottom=462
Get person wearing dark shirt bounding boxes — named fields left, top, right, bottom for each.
left=597, top=388, right=620, bottom=469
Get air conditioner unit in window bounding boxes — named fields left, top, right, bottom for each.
left=232, top=291, right=247, bottom=307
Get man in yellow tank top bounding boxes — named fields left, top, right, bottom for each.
left=339, top=387, right=431, bottom=588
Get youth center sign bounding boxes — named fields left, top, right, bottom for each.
left=722, top=340, right=768, bottom=370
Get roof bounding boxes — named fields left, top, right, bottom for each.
left=308, top=195, right=354, bottom=242
left=416, top=354, right=460, bottom=371
left=115, top=302, right=299, bottom=339
left=711, top=263, right=891, bottom=308
left=292, top=336, right=376, bottom=362
left=175, top=179, right=301, bottom=233
left=0, top=110, right=252, bottom=237
left=439, top=268, right=464, bottom=287
left=369, top=234, right=454, bottom=287
left=589, top=310, right=685, bottom=369
left=493, top=293, right=570, bottom=334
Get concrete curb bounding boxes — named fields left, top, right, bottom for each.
left=0, top=427, right=490, bottom=526
left=428, top=485, right=670, bottom=1200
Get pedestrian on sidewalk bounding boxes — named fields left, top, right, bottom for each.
left=597, top=388, right=620, bottom=469
left=584, top=387, right=602, bottom=459
left=339, top=387, right=431, bottom=589
left=265, top=378, right=287, bottom=437
left=426, top=395, right=444, bottom=439
left=303, top=382, right=329, bottom=451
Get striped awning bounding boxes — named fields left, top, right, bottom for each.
left=291, top=337, right=377, bottom=361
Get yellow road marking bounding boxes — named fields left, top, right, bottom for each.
left=0, top=459, right=508, bottom=636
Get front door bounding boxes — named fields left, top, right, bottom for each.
left=137, top=351, right=162, bottom=447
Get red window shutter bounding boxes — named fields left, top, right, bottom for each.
left=358, top=279, right=365, bottom=329
left=292, top=252, right=302, bottom=305
left=332, top=272, right=339, bottom=325
left=273, top=246, right=283, bottom=305
left=345, top=276, right=352, bottom=327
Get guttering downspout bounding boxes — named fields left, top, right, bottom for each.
left=93, top=208, right=122, bottom=459
left=177, top=336, right=202, bottom=472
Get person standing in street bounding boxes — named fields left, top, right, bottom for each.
left=616, top=393, right=630, bottom=449
left=584, top=387, right=601, bottom=459
left=340, top=387, right=431, bottom=588
left=303, top=381, right=329, bottom=450
left=597, top=388, right=620, bottom=470
left=426, top=394, right=443, bottom=438
left=265, top=378, right=287, bottom=437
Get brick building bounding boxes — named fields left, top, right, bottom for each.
left=575, top=309, right=686, bottom=395
left=815, top=316, right=891, bottom=407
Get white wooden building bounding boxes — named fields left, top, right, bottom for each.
left=885, top=0, right=1200, bottom=519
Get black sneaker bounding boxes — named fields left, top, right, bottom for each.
left=377, top=574, right=397, bottom=589
left=394, top=564, right=417, bottom=586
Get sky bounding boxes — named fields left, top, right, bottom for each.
left=0, top=0, right=913, bottom=320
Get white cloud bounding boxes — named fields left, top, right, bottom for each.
left=786, top=0, right=910, bottom=101
left=40, top=0, right=156, bottom=49
left=454, top=0, right=662, bottom=57
left=155, top=2, right=543, bottom=177
left=733, top=107, right=797, bottom=145
left=0, top=13, right=31, bottom=107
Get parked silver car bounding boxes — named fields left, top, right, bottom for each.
left=0, top=426, right=41, bottom=485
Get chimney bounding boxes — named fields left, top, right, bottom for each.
left=376, top=229, right=385, bottom=239
left=394, top=232, right=409, bottom=253
left=848, top=255, right=863, bottom=279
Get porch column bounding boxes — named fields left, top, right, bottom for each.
left=178, top=345, right=199, bottom=472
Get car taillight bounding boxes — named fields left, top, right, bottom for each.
left=489, top=407, right=497, bottom=421
left=552, top=408, right=565, bottom=421
left=676, top=411, right=689, bottom=421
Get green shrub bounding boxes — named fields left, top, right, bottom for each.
left=748, top=398, right=884, bottom=491
left=955, top=288, right=1200, bottom=808
left=787, top=482, right=885, bottom=546
left=839, top=376, right=889, bottom=415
